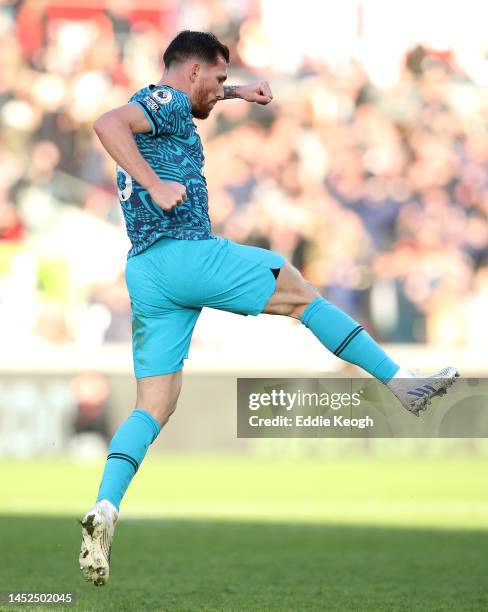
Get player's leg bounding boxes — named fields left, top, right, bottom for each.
left=263, top=262, right=458, bottom=414
left=96, top=371, right=182, bottom=511
left=175, top=237, right=398, bottom=386
left=80, top=372, right=182, bottom=586
left=261, top=261, right=320, bottom=318
left=263, top=261, right=403, bottom=380
left=174, top=236, right=402, bottom=386
left=144, top=236, right=457, bottom=416
left=80, top=242, right=201, bottom=586
left=134, top=371, right=182, bottom=425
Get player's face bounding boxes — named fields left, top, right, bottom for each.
left=191, top=55, right=227, bottom=119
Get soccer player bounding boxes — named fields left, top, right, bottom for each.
left=79, top=31, right=458, bottom=586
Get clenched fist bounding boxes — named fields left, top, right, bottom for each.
left=238, top=81, right=273, bottom=105
left=149, top=180, right=187, bottom=211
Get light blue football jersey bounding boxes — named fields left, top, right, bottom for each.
left=117, top=85, right=212, bottom=258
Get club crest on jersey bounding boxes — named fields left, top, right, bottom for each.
left=152, top=89, right=173, bottom=105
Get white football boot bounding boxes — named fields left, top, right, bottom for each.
left=79, top=500, right=118, bottom=587
left=387, top=366, right=460, bottom=417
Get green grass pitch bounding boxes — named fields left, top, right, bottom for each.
left=1, top=456, right=487, bottom=611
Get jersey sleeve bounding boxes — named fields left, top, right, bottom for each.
left=131, top=87, right=187, bottom=137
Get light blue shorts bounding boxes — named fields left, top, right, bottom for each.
left=125, top=236, right=285, bottom=378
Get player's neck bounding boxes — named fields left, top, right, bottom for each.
left=156, top=76, right=191, bottom=98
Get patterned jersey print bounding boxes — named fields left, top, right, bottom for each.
left=117, top=85, right=212, bottom=258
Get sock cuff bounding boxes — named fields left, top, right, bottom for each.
left=372, top=358, right=400, bottom=385
left=300, top=296, right=329, bottom=328
left=132, top=408, right=161, bottom=442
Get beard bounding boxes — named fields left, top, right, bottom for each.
left=192, top=105, right=211, bottom=120
left=191, top=87, right=214, bottom=120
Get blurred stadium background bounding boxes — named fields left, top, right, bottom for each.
left=1, top=1, right=488, bottom=609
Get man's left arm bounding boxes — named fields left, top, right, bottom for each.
left=223, top=82, right=273, bottom=105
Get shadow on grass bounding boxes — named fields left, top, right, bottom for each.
left=0, top=515, right=486, bottom=612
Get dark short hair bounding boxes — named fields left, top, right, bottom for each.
left=163, top=30, right=230, bottom=69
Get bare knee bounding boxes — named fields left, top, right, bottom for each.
left=288, top=290, right=319, bottom=320
left=138, top=392, right=179, bottom=428
left=263, top=263, right=319, bottom=319
left=135, top=371, right=182, bottom=427
left=145, top=398, right=178, bottom=427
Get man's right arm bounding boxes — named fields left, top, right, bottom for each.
left=93, top=104, right=186, bottom=211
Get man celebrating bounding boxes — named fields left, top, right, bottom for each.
left=79, top=31, right=458, bottom=586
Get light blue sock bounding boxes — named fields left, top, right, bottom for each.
left=96, top=408, right=161, bottom=510
left=300, top=296, right=400, bottom=384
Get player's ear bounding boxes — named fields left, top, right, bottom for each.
left=189, top=63, right=200, bottom=83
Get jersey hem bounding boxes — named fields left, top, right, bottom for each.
left=127, top=231, right=213, bottom=259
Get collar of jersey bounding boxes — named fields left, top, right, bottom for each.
left=148, top=84, right=192, bottom=112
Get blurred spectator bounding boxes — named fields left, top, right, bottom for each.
left=87, top=273, right=132, bottom=343
left=0, top=200, right=25, bottom=240
left=0, top=1, right=487, bottom=347
left=70, top=372, right=111, bottom=443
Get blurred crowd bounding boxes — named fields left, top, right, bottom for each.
left=0, top=370, right=112, bottom=457
left=0, top=0, right=487, bottom=348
